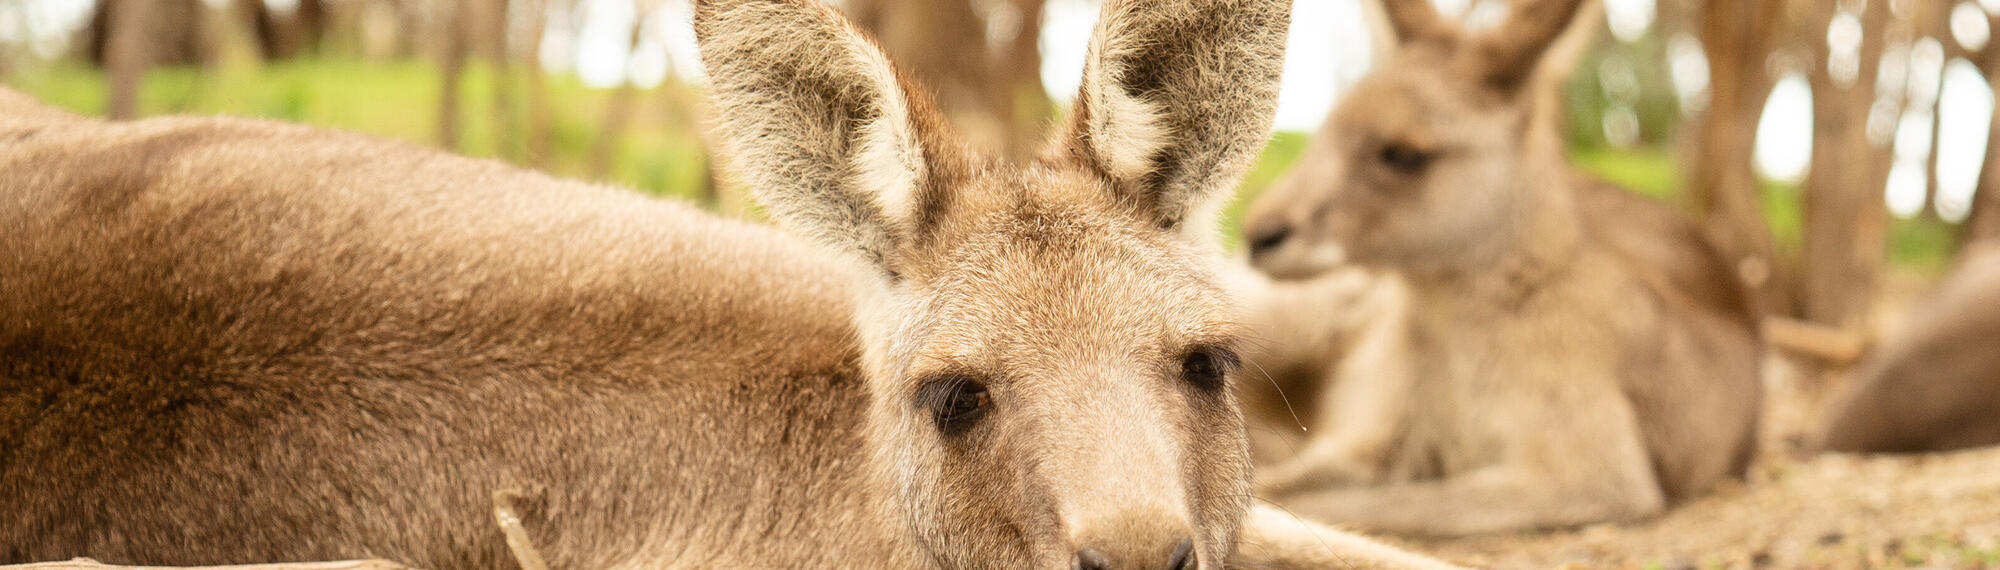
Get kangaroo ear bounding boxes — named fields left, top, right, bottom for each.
left=694, top=0, right=961, bottom=276
left=1056, top=0, right=1291, bottom=241
left=1373, top=0, right=1455, bottom=47
left=1470, top=0, right=1591, bottom=90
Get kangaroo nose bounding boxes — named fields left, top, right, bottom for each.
left=1074, top=537, right=1196, bottom=570
left=1246, top=220, right=1292, bottom=258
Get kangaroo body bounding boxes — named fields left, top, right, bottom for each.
left=1817, top=242, right=2000, bottom=453
left=1237, top=0, right=1760, bottom=536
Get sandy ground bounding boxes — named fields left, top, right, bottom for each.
left=1413, top=447, right=2000, bottom=569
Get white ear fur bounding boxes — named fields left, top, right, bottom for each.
left=1062, top=0, right=1292, bottom=240
left=695, top=0, right=938, bottom=272
left=847, top=40, right=925, bottom=229
left=1080, top=24, right=1169, bottom=185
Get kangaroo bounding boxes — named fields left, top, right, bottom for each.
left=0, top=1, right=1462, bottom=568
left=1813, top=241, right=2000, bottom=453
left=1234, top=0, right=1762, bottom=536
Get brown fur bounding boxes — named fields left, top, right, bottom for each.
left=1814, top=242, right=2000, bottom=453
left=1236, top=0, right=1761, bottom=536
left=0, top=0, right=1459, bottom=568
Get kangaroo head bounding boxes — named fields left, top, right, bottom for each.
left=1244, top=0, right=1586, bottom=279
left=694, top=0, right=1289, bottom=567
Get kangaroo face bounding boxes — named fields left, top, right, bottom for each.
left=1244, top=0, right=1582, bottom=280
left=695, top=0, right=1289, bottom=567
left=866, top=168, right=1251, bottom=569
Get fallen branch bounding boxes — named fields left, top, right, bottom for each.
left=1763, top=317, right=1870, bottom=366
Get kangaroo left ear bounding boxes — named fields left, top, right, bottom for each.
left=1054, top=0, right=1292, bottom=243
left=694, top=0, right=964, bottom=279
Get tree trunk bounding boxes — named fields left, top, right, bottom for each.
left=847, top=0, right=1017, bottom=158
left=1962, top=13, right=2000, bottom=248
left=299, top=0, right=328, bottom=55
left=490, top=0, right=518, bottom=160
left=91, top=0, right=209, bottom=68
left=589, top=16, right=647, bottom=180
left=439, top=0, right=471, bottom=150
left=1798, top=0, right=1894, bottom=333
left=1922, top=99, right=1943, bottom=221
left=1689, top=0, right=1785, bottom=314
left=997, top=0, right=1051, bottom=158
left=525, top=0, right=553, bottom=169
left=1971, top=174, right=2000, bottom=244
left=103, top=0, right=155, bottom=120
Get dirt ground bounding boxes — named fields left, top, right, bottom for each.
left=1397, top=272, right=2000, bottom=569
left=1412, top=447, right=2000, bottom=569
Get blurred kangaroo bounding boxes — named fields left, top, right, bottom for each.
left=1236, top=0, right=1762, bottom=536
left=1813, top=241, right=2000, bottom=453
left=0, top=1, right=1464, bottom=568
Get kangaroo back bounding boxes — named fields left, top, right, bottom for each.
left=0, top=107, right=881, bottom=568
left=1576, top=176, right=1763, bottom=500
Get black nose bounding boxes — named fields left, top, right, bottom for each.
left=1074, top=537, right=1196, bottom=570
left=1247, top=221, right=1292, bottom=258
left=1076, top=548, right=1111, bottom=570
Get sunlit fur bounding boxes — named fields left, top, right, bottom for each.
left=1239, top=0, right=1762, bottom=537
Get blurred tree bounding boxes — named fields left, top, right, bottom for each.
left=1798, top=0, right=1898, bottom=332
left=238, top=0, right=333, bottom=60
left=525, top=0, right=555, bottom=168
left=590, top=1, right=654, bottom=180
left=1973, top=169, right=2000, bottom=242
left=845, top=0, right=1048, bottom=159
left=490, top=0, right=517, bottom=160
left=1965, top=4, right=2000, bottom=246
left=439, top=0, right=469, bottom=149
left=89, top=0, right=211, bottom=70
left=1689, top=0, right=1786, bottom=313
left=99, top=0, right=169, bottom=119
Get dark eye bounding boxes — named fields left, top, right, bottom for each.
left=917, top=377, right=991, bottom=436
left=1180, top=348, right=1237, bottom=392
left=1377, top=142, right=1432, bottom=174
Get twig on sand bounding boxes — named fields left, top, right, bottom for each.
left=0, top=559, right=411, bottom=569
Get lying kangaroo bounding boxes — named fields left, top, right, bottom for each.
left=0, top=0, right=1460, bottom=568
left=1236, top=0, right=1762, bottom=536
left=1814, top=241, right=2000, bottom=453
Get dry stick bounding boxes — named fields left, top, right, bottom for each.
left=492, top=489, right=550, bottom=570
left=0, top=560, right=409, bottom=570
left=1763, top=316, right=1871, bottom=367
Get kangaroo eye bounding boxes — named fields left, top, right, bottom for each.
left=1377, top=142, right=1433, bottom=174
left=917, top=377, right=991, bottom=436
left=1180, top=348, right=1237, bottom=392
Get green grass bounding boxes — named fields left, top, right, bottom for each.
left=3, top=58, right=1957, bottom=270
left=4, top=58, right=710, bottom=200
left=1572, top=146, right=1954, bottom=273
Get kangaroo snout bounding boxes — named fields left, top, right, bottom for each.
left=1071, top=519, right=1196, bottom=570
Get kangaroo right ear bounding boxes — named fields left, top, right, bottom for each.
left=1374, top=0, right=1455, bottom=46
left=694, top=0, right=963, bottom=277
left=1470, top=0, right=1590, bottom=90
